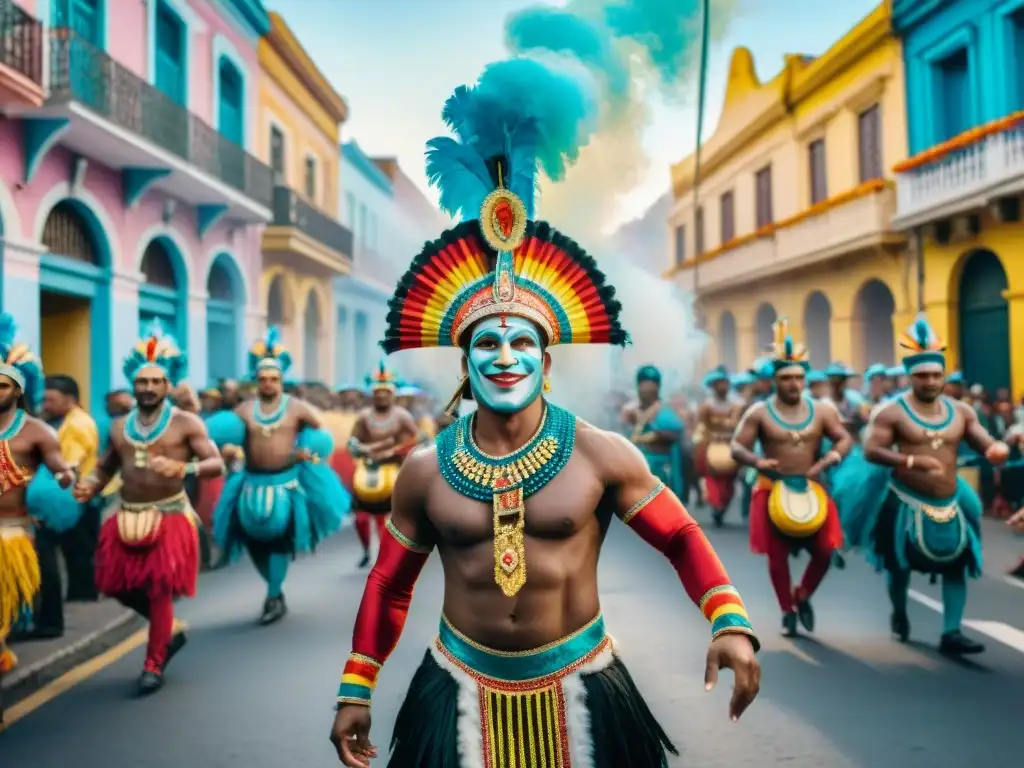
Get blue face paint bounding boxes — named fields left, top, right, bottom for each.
left=466, top=315, right=545, bottom=414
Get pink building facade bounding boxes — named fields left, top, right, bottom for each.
left=0, top=0, right=272, bottom=415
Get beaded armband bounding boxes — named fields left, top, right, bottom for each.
left=337, top=653, right=381, bottom=707
left=700, top=585, right=758, bottom=649
left=386, top=517, right=432, bottom=553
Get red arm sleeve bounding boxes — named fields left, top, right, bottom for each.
left=623, top=482, right=759, bottom=650
left=336, top=519, right=431, bottom=707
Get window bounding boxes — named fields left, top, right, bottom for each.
left=1014, top=11, right=1024, bottom=110
left=936, top=49, right=971, bottom=141
left=695, top=206, right=705, bottom=256
left=755, top=166, right=773, bottom=228
left=808, top=139, right=827, bottom=204
left=858, top=105, right=883, bottom=182
left=270, top=126, right=285, bottom=182
left=154, top=2, right=185, bottom=105
left=346, top=192, right=355, bottom=228
left=304, top=155, right=317, bottom=200
left=217, top=57, right=244, bottom=145
left=720, top=191, right=735, bottom=244
left=674, top=224, right=685, bottom=265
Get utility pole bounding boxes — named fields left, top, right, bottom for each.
left=691, top=0, right=711, bottom=328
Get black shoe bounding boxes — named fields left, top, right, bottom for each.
left=358, top=553, right=370, bottom=568
left=711, top=509, right=725, bottom=528
left=162, top=632, right=188, bottom=671
left=137, top=669, right=164, bottom=696
left=890, top=612, right=910, bottom=643
left=1010, top=558, right=1024, bottom=579
left=796, top=598, right=815, bottom=633
left=259, top=595, right=287, bottom=625
left=939, top=630, right=985, bottom=656
left=781, top=612, right=798, bottom=637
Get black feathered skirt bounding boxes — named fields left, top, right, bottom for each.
left=389, top=614, right=677, bottom=767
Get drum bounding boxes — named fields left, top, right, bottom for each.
left=767, top=479, right=828, bottom=538
left=706, top=442, right=736, bottom=474
left=116, top=505, right=163, bottom=547
left=353, top=460, right=400, bottom=506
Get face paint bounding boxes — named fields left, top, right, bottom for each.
left=467, top=315, right=544, bottom=414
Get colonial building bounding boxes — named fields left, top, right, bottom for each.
left=335, top=141, right=450, bottom=384
left=666, top=3, right=911, bottom=373
left=0, top=0, right=272, bottom=415
left=891, top=0, right=1021, bottom=395
left=257, top=10, right=350, bottom=383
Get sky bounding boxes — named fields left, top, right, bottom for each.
left=264, top=0, right=882, bottom=229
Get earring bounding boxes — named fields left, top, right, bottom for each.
left=542, top=376, right=552, bottom=393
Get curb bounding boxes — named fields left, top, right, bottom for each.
left=1, top=610, right=142, bottom=708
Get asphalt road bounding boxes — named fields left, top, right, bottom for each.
left=2, top=503, right=1023, bottom=767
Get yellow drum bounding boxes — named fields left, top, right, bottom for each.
left=353, top=460, right=400, bottom=506
left=768, top=479, right=828, bottom=538
left=958, top=466, right=980, bottom=497
left=116, top=505, right=163, bottom=547
left=706, top=442, right=736, bottom=474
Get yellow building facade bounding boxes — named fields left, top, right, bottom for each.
left=258, top=12, right=351, bottom=382
left=667, top=4, right=911, bottom=374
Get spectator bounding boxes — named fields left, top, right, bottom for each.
left=33, top=375, right=100, bottom=637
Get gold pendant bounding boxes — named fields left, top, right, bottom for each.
left=260, top=426, right=271, bottom=438
left=790, top=430, right=803, bottom=445
left=134, top=449, right=148, bottom=468
left=925, top=430, right=943, bottom=450
left=492, top=476, right=527, bottom=597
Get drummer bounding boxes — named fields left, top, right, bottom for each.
left=694, top=364, right=742, bottom=526
left=731, top=318, right=852, bottom=637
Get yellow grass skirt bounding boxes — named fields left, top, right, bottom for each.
left=0, top=525, right=41, bottom=672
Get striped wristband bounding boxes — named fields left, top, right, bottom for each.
left=699, top=585, right=759, bottom=651
left=336, top=653, right=381, bottom=706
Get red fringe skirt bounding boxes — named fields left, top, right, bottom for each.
left=748, top=483, right=843, bottom=555
left=95, top=512, right=199, bottom=598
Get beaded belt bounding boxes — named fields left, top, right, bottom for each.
left=120, top=491, right=189, bottom=514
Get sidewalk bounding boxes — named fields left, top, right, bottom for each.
left=1, top=599, right=139, bottom=708
left=981, top=516, right=1024, bottom=576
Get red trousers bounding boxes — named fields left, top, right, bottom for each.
left=355, top=512, right=388, bottom=553
left=749, top=484, right=843, bottom=613
left=694, top=443, right=737, bottom=510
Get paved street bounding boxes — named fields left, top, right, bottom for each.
left=2, top=504, right=1023, bottom=767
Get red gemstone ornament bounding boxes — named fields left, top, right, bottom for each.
left=493, top=199, right=515, bottom=239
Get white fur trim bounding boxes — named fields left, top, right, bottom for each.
left=429, top=643, right=486, bottom=768
left=560, top=639, right=615, bottom=768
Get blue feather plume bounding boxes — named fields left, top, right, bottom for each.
left=426, top=57, right=599, bottom=221
left=913, top=315, right=930, bottom=348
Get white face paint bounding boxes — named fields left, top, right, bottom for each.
left=466, top=315, right=545, bottom=414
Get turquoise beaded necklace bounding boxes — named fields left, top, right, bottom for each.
left=0, top=410, right=26, bottom=441
left=123, top=400, right=174, bottom=468
left=254, top=394, right=290, bottom=437
left=437, top=401, right=576, bottom=502
left=897, top=392, right=953, bottom=450
left=766, top=395, right=815, bottom=444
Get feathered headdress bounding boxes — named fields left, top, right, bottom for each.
left=247, top=326, right=292, bottom=377
left=380, top=59, right=627, bottom=353
left=365, top=360, right=399, bottom=392
left=770, top=318, right=810, bottom=374
left=702, top=364, right=729, bottom=388
left=0, top=313, right=45, bottom=410
left=899, top=313, right=946, bottom=373
left=123, top=319, right=187, bottom=386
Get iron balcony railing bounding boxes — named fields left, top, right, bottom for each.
left=0, top=0, right=43, bottom=85
left=47, top=28, right=273, bottom=209
left=272, top=185, right=353, bottom=260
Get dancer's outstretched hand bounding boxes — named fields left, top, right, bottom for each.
left=704, top=633, right=760, bottom=722
left=330, top=705, right=377, bottom=766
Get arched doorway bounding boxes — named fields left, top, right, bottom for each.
left=958, top=250, right=1010, bottom=392
left=303, top=290, right=321, bottom=380
left=718, top=311, right=738, bottom=371
left=854, top=279, right=896, bottom=368
left=39, top=199, right=112, bottom=414
left=206, top=253, right=242, bottom=382
left=755, top=303, right=777, bottom=354
left=804, top=292, right=832, bottom=368
left=267, top=274, right=287, bottom=328
left=139, top=236, right=186, bottom=347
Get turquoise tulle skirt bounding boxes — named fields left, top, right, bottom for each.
left=27, top=466, right=82, bottom=533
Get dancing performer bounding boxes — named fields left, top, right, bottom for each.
left=210, top=328, right=350, bottom=624
left=834, top=315, right=1007, bottom=653
left=863, top=364, right=887, bottom=405
left=0, top=315, right=78, bottom=674
left=75, top=322, right=222, bottom=694
left=322, top=384, right=364, bottom=492
left=806, top=370, right=827, bottom=399
left=824, top=362, right=868, bottom=435
left=623, top=365, right=685, bottom=499
left=695, top=364, right=740, bottom=526
left=329, top=65, right=760, bottom=768
left=348, top=362, right=419, bottom=568
left=730, top=320, right=851, bottom=636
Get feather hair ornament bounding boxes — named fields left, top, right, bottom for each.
left=248, top=326, right=293, bottom=377
left=382, top=58, right=628, bottom=354
left=770, top=317, right=810, bottom=373
left=365, top=359, right=398, bottom=391
left=123, top=319, right=188, bottom=386
left=0, top=312, right=45, bottom=410
left=899, top=313, right=946, bottom=372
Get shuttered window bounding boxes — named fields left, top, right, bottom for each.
left=858, top=105, right=882, bottom=182
left=755, top=166, right=773, bottom=228
left=809, top=139, right=827, bottom=204
left=720, top=191, right=734, bottom=244
left=695, top=207, right=705, bottom=256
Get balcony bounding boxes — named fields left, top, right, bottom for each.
left=672, top=184, right=904, bottom=296
left=0, top=0, right=44, bottom=107
left=892, top=126, right=1024, bottom=229
left=262, top=185, right=353, bottom=275
left=9, top=28, right=272, bottom=228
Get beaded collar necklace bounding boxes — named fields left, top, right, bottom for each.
left=254, top=394, right=290, bottom=437
left=0, top=409, right=26, bottom=441
left=766, top=395, right=815, bottom=445
left=124, top=400, right=174, bottom=468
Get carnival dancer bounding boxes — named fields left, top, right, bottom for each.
left=806, top=370, right=827, bottom=399
left=322, top=384, right=364, bottom=492
left=833, top=315, right=1008, bottom=654
left=329, top=65, right=760, bottom=768
left=74, top=321, right=223, bottom=694
left=623, top=365, right=686, bottom=499
left=738, top=358, right=775, bottom=522
left=944, top=370, right=965, bottom=400
left=0, top=314, right=78, bottom=675
left=863, top=364, right=887, bottom=405
left=694, top=364, right=740, bottom=526
left=885, top=365, right=908, bottom=399
left=210, top=328, right=350, bottom=624
left=824, top=361, right=868, bottom=435
left=730, top=319, right=852, bottom=636
left=348, top=362, right=419, bottom=568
